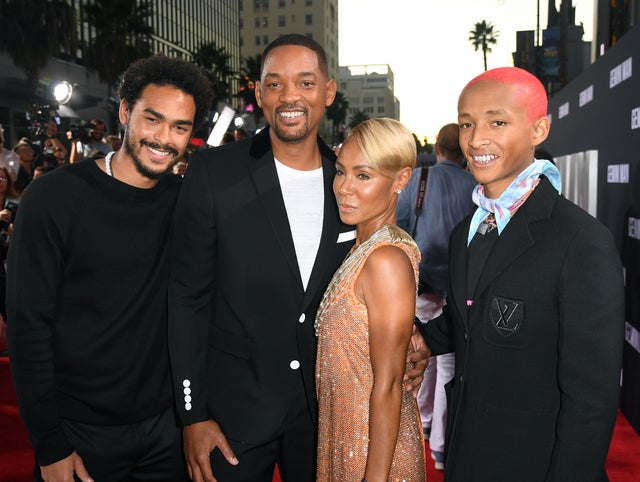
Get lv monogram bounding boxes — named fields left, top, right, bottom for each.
left=491, top=296, right=524, bottom=336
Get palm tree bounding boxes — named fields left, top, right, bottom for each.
left=0, top=0, right=76, bottom=102
left=468, top=20, right=500, bottom=71
left=414, top=134, right=433, bottom=154
left=83, top=0, right=154, bottom=132
left=348, top=110, right=370, bottom=130
left=325, top=91, right=349, bottom=144
left=84, top=0, right=154, bottom=85
left=237, top=54, right=263, bottom=124
left=194, top=42, right=236, bottom=110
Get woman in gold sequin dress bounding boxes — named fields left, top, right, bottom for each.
left=315, top=118, right=426, bottom=482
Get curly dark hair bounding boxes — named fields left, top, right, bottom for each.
left=117, top=54, right=213, bottom=127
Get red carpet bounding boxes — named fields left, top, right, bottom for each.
left=0, top=357, right=34, bottom=482
left=1, top=356, right=638, bottom=481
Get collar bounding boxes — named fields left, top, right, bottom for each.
left=467, top=159, right=561, bottom=245
left=249, top=126, right=336, bottom=164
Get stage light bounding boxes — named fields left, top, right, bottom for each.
left=53, top=81, right=73, bottom=105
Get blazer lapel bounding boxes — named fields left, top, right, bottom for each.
left=245, top=128, right=353, bottom=303
left=449, top=215, right=532, bottom=330
left=450, top=220, right=472, bottom=328
left=473, top=211, right=534, bottom=299
left=248, top=151, right=303, bottom=289
left=301, top=157, right=352, bottom=307
left=473, top=177, right=557, bottom=299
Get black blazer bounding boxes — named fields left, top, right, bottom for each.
left=168, top=128, right=354, bottom=443
left=421, top=177, right=625, bottom=482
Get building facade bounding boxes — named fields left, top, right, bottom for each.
left=0, top=0, right=240, bottom=146
left=238, top=0, right=339, bottom=138
left=593, top=0, right=640, bottom=59
left=513, top=0, right=639, bottom=96
left=339, top=64, right=400, bottom=129
left=239, top=0, right=339, bottom=80
left=512, top=0, right=591, bottom=96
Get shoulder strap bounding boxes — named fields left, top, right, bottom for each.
left=411, top=166, right=429, bottom=238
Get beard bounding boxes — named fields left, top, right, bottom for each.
left=123, top=127, right=181, bottom=180
left=271, top=106, right=310, bottom=143
left=272, top=123, right=309, bottom=143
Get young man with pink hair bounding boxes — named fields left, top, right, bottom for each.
left=419, top=67, right=624, bottom=481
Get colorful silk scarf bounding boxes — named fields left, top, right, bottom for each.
left=467, top=159, right=561, bottom=246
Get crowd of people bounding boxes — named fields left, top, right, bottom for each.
left=2, top=32, right=625, bottom=482
left=0, top=117, right=123, bottom=189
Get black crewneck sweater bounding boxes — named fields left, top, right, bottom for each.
left=7, top=160, right=180, bottom=465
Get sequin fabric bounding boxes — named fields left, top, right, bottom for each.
left=315, top=224, right=426, bottom=481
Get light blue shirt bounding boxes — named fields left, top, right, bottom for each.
left=397, top=160, right=477, bottom=297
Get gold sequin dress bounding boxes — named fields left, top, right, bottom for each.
left=315, top=224, right=426, bottom=481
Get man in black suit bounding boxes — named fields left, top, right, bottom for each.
left=168, top=34, right=428, bottom=482
left=419, top=67, right=624, bottom=481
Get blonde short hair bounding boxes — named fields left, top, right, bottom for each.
left=346, top=118, right=416, bottom=172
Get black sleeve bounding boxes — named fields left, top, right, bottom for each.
left=545, top=222, right=625, bottom=481
left=6, top=180, right=75, bottom=465
left=417, top=304, right=456, bottom=356
left=167, top=154, right=217, bottom=426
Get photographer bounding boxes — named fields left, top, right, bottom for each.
left=70, top=118, right=111, bottom=163
left=0, top=125, right=20, bottom=181
left=13, top=140, right=35, bottom=194
left=42, top=138, right=69, bottom=166
left=0, top=165, right=19, bottom=326
left=34, top=118, right=71, bottom=155
left=0, top=165, right=19, bottom=245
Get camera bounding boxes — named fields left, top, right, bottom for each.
left=0, top=201, right=18, bottom=231
left=27, top=104, right=57, bottom=141
left=69, top=120, right=91, bottom=144
left=44, top=146, right=55, bottom=155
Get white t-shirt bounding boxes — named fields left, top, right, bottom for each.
left=274, top=158, right=324, bottom=290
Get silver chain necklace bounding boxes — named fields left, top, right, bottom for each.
left=104, top=151, right=115, bottom=177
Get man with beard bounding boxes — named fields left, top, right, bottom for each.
left=168, top=34, right=428, bottom=482
left=7, top=55, right=212, bottom=482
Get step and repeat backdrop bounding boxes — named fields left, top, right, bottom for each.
left=545, top=25, right=640, bottom=434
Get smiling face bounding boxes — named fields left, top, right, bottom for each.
left=457, top=79, right=549, bottom=199
left=120, top=84, right=195, bottom=181
left=255, top=44, right=336, bottom=145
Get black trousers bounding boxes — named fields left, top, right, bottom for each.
left=210, top=381, right=316, bottom=482
left=34, top=406, right=187, bottom=482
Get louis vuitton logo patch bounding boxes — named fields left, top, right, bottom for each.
left=491, top=296, right=524, bottom=336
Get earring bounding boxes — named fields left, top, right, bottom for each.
left=395, top=189, right=402, bottom=194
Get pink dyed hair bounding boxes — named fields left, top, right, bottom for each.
left=465, top=67, right=548, bottom=123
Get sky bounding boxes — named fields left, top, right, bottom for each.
left=338, top=0, right=595, bottom=142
